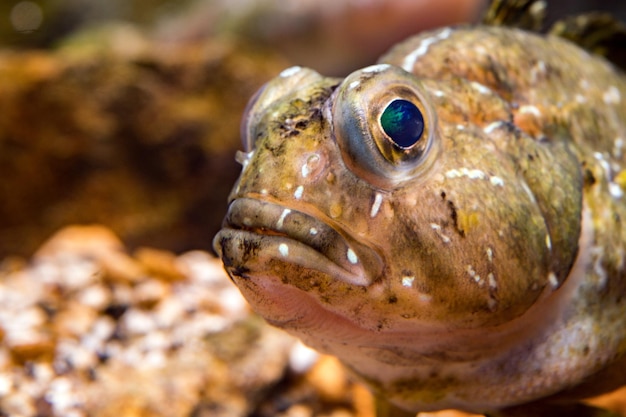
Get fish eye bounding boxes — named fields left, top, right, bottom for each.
left=380, top=99, right=425, bottom=149
left=332, top=65, right=438, bottom=188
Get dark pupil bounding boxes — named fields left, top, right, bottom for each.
left=380, top=99, right=425, bottom=148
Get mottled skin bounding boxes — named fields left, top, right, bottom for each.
left=214, top=25, right=626, bottom=414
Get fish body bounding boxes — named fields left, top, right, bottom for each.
left=214, top=23, right=626, bottom=413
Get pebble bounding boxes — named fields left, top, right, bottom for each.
left=0, top=226, right=297, bottom=416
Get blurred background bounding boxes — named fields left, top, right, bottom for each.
left=2, top=0, right=626, bottom=69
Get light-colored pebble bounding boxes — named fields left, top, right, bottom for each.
left=0, top=226, right=302, bottom=417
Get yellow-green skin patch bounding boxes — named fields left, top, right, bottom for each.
left=215, top=25, right=626, bottom=414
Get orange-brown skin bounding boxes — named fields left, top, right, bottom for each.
left=215, top=26, right=626, bottom=413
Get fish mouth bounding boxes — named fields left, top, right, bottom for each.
left=213, top=198, right=382, bottom=287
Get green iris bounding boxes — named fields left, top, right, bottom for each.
left=380, top=99, right=425, bottom=148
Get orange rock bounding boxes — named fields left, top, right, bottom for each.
left=352, top=383, right=376, bottom=417
left=34, top=225, right=125, bottom=258
left=306, top=355, right=349, bottom=403
left=134, top=247, right=186, bottom=282
left=34, top=225, right=145, bottom=283
left=9, top=337, right=56, bottom=364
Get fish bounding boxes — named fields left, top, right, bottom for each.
left=213, top=1, right=626, bottom=415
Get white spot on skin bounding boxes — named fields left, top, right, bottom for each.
left=433, top=90, right=445, bottom=97
left=471, top=81, right=492, bottom=95
left=456, top=124, right=465, bottom=130
left=294, top=185, right=304, bottom=200
left=594, top=152, right=613, bottom=181
left=446, top=168, right=482, bottom=179
left=603, top=86, right=621, bottom=104
left=441, top=169, right=466, bottom=180
left=430, top=223, right=451, bottom=244
left=546, top=234, right=552, bottom=251
left=347, top=248, right=358, bottom=265
left=402, top=276, right=415, bottom=288
left=260, top=189, right=268, bottom=195
left=548, top=272, right=559, bottom=288
left=518, top=105, right=542, bottom=117
left=609, top=182, right=624, bottom=198
left=309, top=227, right=318, bottom=235
left=370, top=193, right=383, bottom=218
left=483, top=121, right=504, bottom=134
left=466, top=169, right=486, bottom=179
left=279, top=243, right=289, bottom=257
left=486, top=247, right=493, bottom=263
left=445, top=168, right=504, bottom=188
left=349, top=80, right=360, bottom=89
left=466, top=265, right=481, bottom=284
left=277, top=209, right=291, bottom=230
left=487, top=273, right=497, bottom=290
left=280, top=66, right=302, bottom=78
left=490, top=176, right=505, bottom=187
left=361, top=64, right=391, bottom=73
left=402, top=28, right=452, bottom=71
left=575, top=94, right=586, bottom=104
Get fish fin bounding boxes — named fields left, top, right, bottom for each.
left=482, top=0, right=546, bottom=31
left=549, top=12, right=626, bottom=72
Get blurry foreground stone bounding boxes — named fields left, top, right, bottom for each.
left=0, top=225, right=295, bottom=417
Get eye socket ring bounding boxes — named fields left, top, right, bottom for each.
left=331, top=65, right=438, bottom=188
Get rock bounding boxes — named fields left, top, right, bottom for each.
left=134, top=247, right=186, bottom=282
left=0, top=225, right=297, bottom=416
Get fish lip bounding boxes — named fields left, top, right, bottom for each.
left=214, top=197, right=381, bottom=287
